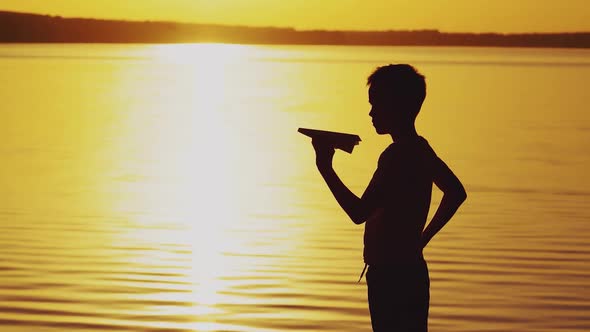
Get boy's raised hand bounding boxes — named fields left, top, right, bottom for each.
left=312, top=138, right=335, bottom=172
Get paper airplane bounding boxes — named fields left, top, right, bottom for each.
left=298, top=128, right=361, bottom=153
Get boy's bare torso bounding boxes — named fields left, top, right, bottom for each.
left=362, top=136, right=448, bottom=264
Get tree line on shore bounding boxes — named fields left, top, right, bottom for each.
left=1, top=11, right=589, bottom=48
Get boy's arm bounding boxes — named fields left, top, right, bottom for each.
left=313, top=140, right=375, bottom=225
left=422, top=157, right=467, bottom=248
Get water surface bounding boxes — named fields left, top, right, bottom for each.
left=0, top=44, right=589, bottom=331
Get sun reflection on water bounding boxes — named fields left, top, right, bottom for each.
left=151, top=44, right=250, bottom=317
left=109, top=43, right=304, bottom=324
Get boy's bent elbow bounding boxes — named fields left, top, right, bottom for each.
left=455, top=187, right=467, bottom=205
left=350, top=205, right=382, bottom=225
left=348, top=206, right=370, bottom=225
left=347, top=210, right=366, bottom=225
left=444, top=185, right=467, bottom=206
left=351, top=216, right=366, bottom=225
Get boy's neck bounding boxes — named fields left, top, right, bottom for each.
left=390, top=126, right=419, bottom=143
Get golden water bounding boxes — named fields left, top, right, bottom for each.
left=0, top=44, right=589, bottom=331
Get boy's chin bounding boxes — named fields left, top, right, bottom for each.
left=374, top=127, right=389, bottom=135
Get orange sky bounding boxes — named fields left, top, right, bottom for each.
left=2, top=0, right=589, bottom=33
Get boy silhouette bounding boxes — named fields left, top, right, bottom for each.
left=312, top=64, right=467, bottom=332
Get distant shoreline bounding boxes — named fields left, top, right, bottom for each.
left=2, top=11, right=589, bottom=49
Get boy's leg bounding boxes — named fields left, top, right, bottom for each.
left=367, top=267, right=396, bottom=331
left=366, top=262, right=430, bottom=332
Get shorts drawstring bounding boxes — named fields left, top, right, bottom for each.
left=358, top=263, right=368, bottom=283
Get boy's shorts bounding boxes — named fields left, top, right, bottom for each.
left=366, top=259, right=430, bottom=332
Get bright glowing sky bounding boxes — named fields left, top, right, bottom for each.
left=2, top=0, right=589, bottom=33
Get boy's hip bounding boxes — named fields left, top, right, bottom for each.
left=366, top=257, right=429, bottom=285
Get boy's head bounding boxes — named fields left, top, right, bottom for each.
left=367, top=64, right=426, bottom=135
